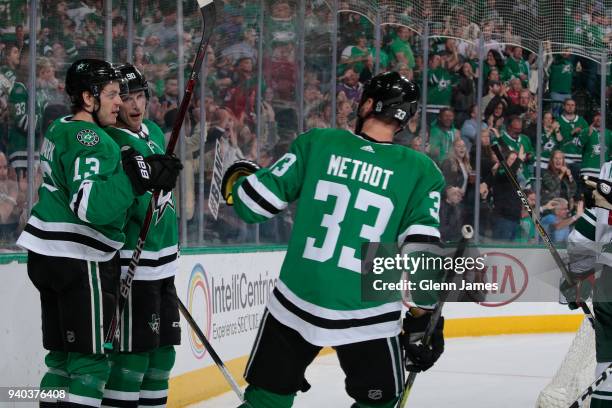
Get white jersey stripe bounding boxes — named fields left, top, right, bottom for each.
left=267, top=294, right=402, bottom=347
left=237, top=184, right=274, bottom=218
left=246, top=174, right=288, bottom=211
left=68, top=393, right=101, bottom=407
left=17, top=231, right=118, bottom=262
left=25, top=215, right=123, bottom=249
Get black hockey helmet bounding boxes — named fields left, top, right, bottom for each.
left=116, top=63, right=150, bottom=99
left=65, top=58, right=126, bottom=107
left=355, top=71, right=420, bottom=134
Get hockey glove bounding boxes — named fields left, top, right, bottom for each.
left=221, top=160, right=261, bottom=205
left=560, top=271, right=594, bottom=310
left=583, top=176, right=612, bottom=210
left=401, top=312, right=444, bottom=373
left=122, top=148, right=183, bottom=195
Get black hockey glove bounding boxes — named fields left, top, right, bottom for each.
left=122, top=148, right=183, bottom=195
left=560, top=271, right=594, bottom=310
left=401, top=312, right=444, bottom=373
left=221, top=160, right=261, bottom=205
left=583, top=176, right=612, bottom=210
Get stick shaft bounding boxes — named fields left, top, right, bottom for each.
left=178, top=299, right=245, bottom=402
left=490, top=144, right=595, bottom=326
left=398, top=225, right=473, bottom=407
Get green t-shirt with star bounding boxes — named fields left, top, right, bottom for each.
left=427, top=67, right=454, bottom=107
left=549, top=56, right=574, bottom=95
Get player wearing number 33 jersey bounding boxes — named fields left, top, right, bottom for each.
left=226, top=71, right=446, bottom=408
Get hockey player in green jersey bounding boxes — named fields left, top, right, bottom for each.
left=101, top=63, right=180, bottom=408
left=17, top=59, right=182, bottom=408
left=565, top=165, right=612, bottom=408
left=223, top=71, right=446, bottom=408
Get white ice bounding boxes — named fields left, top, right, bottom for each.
left=192, top=333, right=578, bottom=408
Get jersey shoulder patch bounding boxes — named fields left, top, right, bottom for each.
left=76, top=128, right=100, bottom=147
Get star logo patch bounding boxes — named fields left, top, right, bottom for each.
left=154, top=190, right=175, bottom=225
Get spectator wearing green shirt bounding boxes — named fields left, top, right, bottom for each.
left=515, top=189, right=537, bottom=243
left=0, top=43, right=20, bottom=96
left=502, top=46, right=530, bottom=88
left=427, top=54, right=454, bottom=117
left=498, top=115, right=535, bottom=180
left=557, top=98, right=588, bottom=178
left=339, top=31, right=372, bottom=78
left=538, top=111, right=563, bottom=170
left=548, top=52, right=574, bottom=116
left=390, top=26, right=415, bottom=70
left=429, top=108, right=459, bottom=164
left=580, top=112, right=612, bottom=179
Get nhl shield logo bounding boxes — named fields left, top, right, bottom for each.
left=76, top=129, right=100, bottom=146
left=375, top=101, right=383, bottom=112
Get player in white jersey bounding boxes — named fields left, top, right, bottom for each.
left=566, top=162, right=612, bottom=407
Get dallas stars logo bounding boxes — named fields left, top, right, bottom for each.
left=544, top=139, right=555, bottom=151
left=148, top=314, right=160, bottom=334
left=146, top=140, right=160, bottom=153
left=76, top=129, right=100, bottom=146
left=76, top=62, right=88, bottom=72
left=593, top=144, right=601, bottom=155
left=154, top=190, right=175, bottom=225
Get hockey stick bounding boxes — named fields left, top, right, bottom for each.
left=177, top=298, right=247, bottom=404
left=569, top=362, right=612, bottom=408
left=490, top=143, right=595, bottom=327
left=104, top=0, right=217, bottom=349
left=397, top=225, right=474, bottom=408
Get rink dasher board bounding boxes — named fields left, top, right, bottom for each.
left=0, top=247, right=582, bottom=406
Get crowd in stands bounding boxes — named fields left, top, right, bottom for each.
left=0, top=0, right=611, bottom=247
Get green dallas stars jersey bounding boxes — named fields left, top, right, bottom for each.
left=7, top=81, right=45, bottom=169
left=537, top=129, right=559, bottom=169
left=558, top=114, right=589, bottom=165
left=105, top=119, right=178, bottom=281
left=17, top=116, right=137, bottom=261
left=232, top=128, right=445, bottom=346
left=499, top=130, right=535, bottom=179
left=580, top=127, right=612, bottom=178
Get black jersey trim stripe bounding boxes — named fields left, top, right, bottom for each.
left=272, top=288, right=401, bottom=329
left=119, top=252, right=178, bottom=267
left=24, top=224, right=117, bottom=253
left=139, top=396, right=168, bottom=406
left=402, top=234, right=442, bottom=243
left=100, top=397, right=138, bottom=408
left=72, top=186, right=86, bottom=218
left=242, top=179, right=281, bottom=215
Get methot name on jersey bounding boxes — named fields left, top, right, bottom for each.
left=326, top=154, right=394, bottom=190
